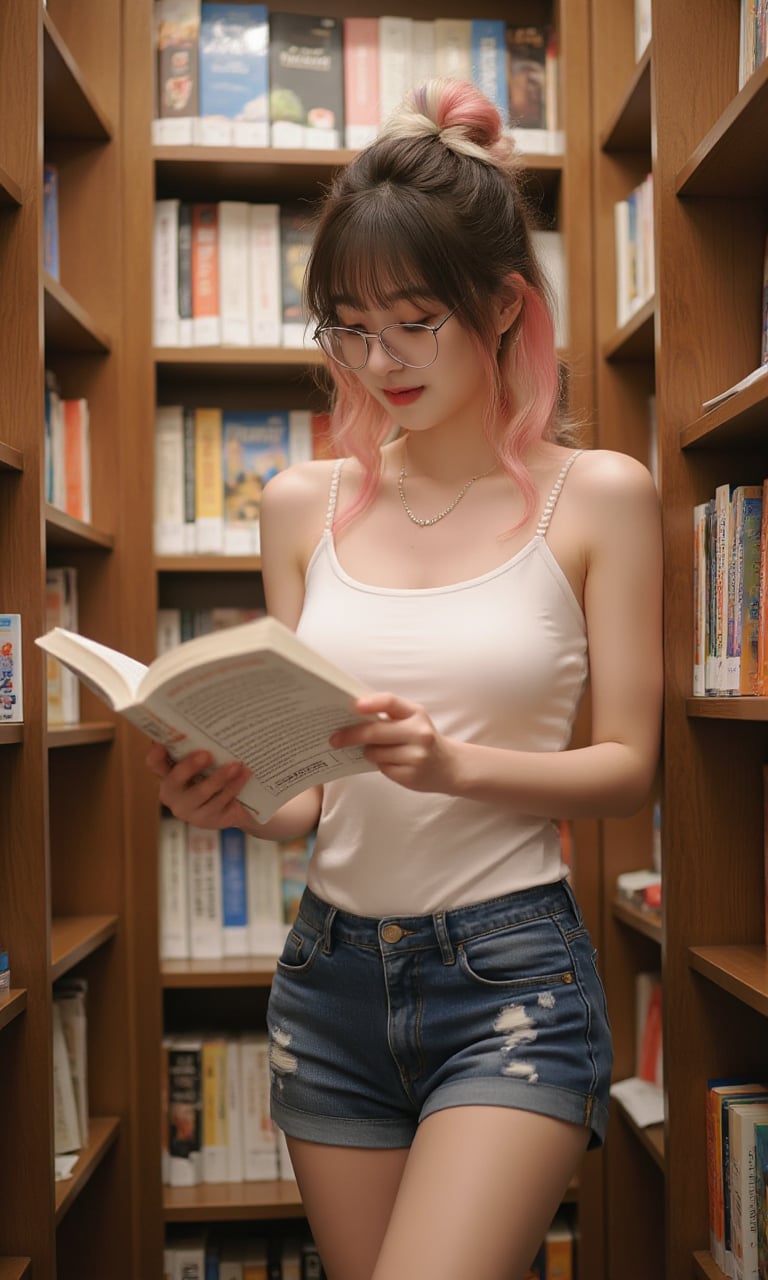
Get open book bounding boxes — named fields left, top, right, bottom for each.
left=35, top=617, right=376, bottom=822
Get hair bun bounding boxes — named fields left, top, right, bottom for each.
left=381, top=78, right=519, bottom=170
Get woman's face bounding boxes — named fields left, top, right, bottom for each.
left=333, top=288, right=493, bottom=438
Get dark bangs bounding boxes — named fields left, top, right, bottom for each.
left=306, top=182, right=481, bottom=328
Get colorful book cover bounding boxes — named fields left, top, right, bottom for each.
left=0, top=615, right=22, bottom=723
left=154, top=0, right=200, bottom=143
left=222, top=409, right=290, bottom=554
left=755, top=1123, right=768, bottom=1280
left=471, top=20, right=509, bottom=124
left=279, top=207, right=313, bottom=347
left=269, top=12, right=344, bottom=149
left=506, top=24, right=548, bottom=129
left=221, top=827, right=249, bottom=956
left=197, top=3, right=269, bottom=146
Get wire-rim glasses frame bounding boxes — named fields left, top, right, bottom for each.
left=312, top=304, right=461, bottom=371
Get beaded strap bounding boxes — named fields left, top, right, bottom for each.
left=323, top=458, right=345, bottom=535
left=536, top=450, right=583, bottom=538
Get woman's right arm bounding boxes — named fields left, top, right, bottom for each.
left=145, top=462, right=331, bottom=841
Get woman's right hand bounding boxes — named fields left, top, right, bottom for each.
left=146, top=742, right=252, bottom=830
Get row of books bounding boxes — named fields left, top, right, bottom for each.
left=163, top=1031, right=292, bottom=1185
left=158, top=607, right=265, bottom=653
left=45, top=567, right=80, bottom=724
left=154, top=201, right=311, bottom=350
left=0, top=614, right=22, bottom=723
left=52, top=980, right=88, bottom=1159
left=164, top=1233, right=324, bottom=1280
left=614, top=172, right=654, bottom=330
left=707, top=1077, right=768, bottom=1280
left=160, top=817, right=311, bottom=961
left=44, top=372, right=91, bottom=521
left=153, top=199, right=568, bottom=353
left=153, top=3, right=561, bottom=153
left=692, top=482, right=768, bottom=697
left=153, top=405, right=329, bottom=556
left=739, top=0, right=768, bottom=88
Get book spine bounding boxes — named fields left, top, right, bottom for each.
left=182, top=405, right=197, bottom=552
left=194, top=407, right=224, bottom=553
left=246, top=836, right=285, bottom=954
left=153, top=199, right=180, bottom=347
left=343, top=17, right=380, bottom=149
left=168, top=1038, right=203, bottom=1186
left=241, top=1035, right=278, bottom=1179
left=153, top=0, right=200, bottom=144
left=43, top=164, right=60, bottom=279
left=221, top=827, right=249, bottom=957
left=280, top=209, right=313, bottom=348
left=434, top=18, right=472, bottom=82
left=192, top=202, right=221, bottom=346
left=219, top=202, right=252, bottom=347
left=410, top=19, right=436, bottom=86
left=187, top=827, right=224, bottom=959
left=0, top=615, right=23, bottom=723
left=288, top=410, right=313, bottom=465
left=248, top=203, right=282, bottom=347
left=226, top=1036, right=244, bottom=1182
left=378, top=16, right=413, bottom=122
left=470, top=20, right=509, bottom=122
left=202, top=1037, right=230, bottom=1183
left=159, top=816, right=190, bottom=959
left=177, top=201, right=194, bottom=347
left=154, top=405, right=186, bottom=554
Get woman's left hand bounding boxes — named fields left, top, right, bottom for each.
left=329, top=693, right=459, bottom=795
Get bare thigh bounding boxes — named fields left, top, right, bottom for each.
left=371, top=1106, right=589, bottom=1280
left=287, top=1137, right=410, bottom=1280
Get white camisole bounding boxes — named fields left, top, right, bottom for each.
left=296, top=451, right=588, bottom=916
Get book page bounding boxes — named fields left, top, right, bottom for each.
left=147, top=650, right=375, bottom=821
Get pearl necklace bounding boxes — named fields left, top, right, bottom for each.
left=397, top=461, right=497, bottom=528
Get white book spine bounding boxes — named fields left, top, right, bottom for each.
left=226, top=1037, right=244, bottom=1182
left=153, top=199, right=180, bottom=347
left=153, top=406, right=186, bottom=555
left=51, top=386, right=66, bottom=509
left=248, top=204, right=282, bottom=347
left=433, top=18, right=472, bottom=81
left=411, top=20, right=436, bottom=88
left=693, top=503, right=707, bottom=696
left=52, top=1001, right=81, bottom=1154
left=219, top=202, right=252, bottom=346
left=246, top=836, right=286, bottom=955
left=187, top=827, right=224, bottom=959
left=159, top=816, right=190, bottom=959
left=288, top=411, right=313, bottom=465
left=614, top=199, right=631, bottom=329
left=152, top=116, right=196, bottom=145
left=378, top=17, right=413, bottom=122
left=241, top=1035, right=278, bottom=1179
left=157, top=607, right=183, bottom=656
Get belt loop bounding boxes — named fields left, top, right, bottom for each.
left=433, top=911, right=455, bottom=965
left=322, top=906, right=337, bottom=955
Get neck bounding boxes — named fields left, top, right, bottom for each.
left=397, top=430, right=497, bottom=483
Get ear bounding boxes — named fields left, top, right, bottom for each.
left=495, top=274, right=527, bottom=338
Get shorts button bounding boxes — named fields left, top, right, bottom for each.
left=563, top=972, right=575, bottom=984
left=381, top=923, right=406, bottom=943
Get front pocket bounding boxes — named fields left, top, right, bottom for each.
left=457, top=918, right=576, bottom=989
left=275, top=917, right=323, bottom=976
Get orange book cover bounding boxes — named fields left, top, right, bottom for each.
left=63, top=398, right=90, bottom=522
left=638, top=980, right=663, bottom=1086
left=191, top=202, right=220, bottom=344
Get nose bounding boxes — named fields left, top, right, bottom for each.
left=365, top=334, right=403, bottom=374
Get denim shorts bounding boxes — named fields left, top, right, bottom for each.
left=267, top=877, right=612, bottom=1150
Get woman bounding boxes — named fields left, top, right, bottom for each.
left=148, top=78, right=662, bottom=1280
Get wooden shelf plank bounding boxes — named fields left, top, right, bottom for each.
left=0, top=441, right=24, bottom=471
left=689, top=944, right=768, bottom=1017
left=676, top=58, right=768, bottom=196
left=155, top=555, right=263, bottom=574
left=681, top=377, right=768, bottom=449
left=50, top=915, right=118, bottom=981
left=44, top=274, right=111, bottom=354
left=612, top=898, right=662, bottom=944
left=0, top=162, right=23, bottom=207
left=54, top=1116, right=120, bottom=1223
left=162, top=956, right=279, bottom=988
left=601, top=45, right=652, bottom=152
left=42, top=11, right=113, bottom=141
left=615, top=1098, right=665, bottom=1172
left=0, top=724, right=23, bottom=746
left=48, top=721, right=115, bottom=749
left=153, top=143, right=561, bottom=201
left=45, top=505, right=114, bottom=550
left=693, top=1251, right=727, bottom=1279
left=687, top=697, right=768, bottom=721
left=0, top=989, right=27, bottom=1032
left=602, top=295, right=655, bottom=362
left=0, top=1260, right=32, bottom=1280
left=163, top=1179, right=304, bottom=1222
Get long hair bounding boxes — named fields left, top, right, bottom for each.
left=305, top=78, right=563, bottom=533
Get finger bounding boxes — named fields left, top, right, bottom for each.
left=354, top=692, right=420, bottom=719
left=169, top=749, right=214, bottom=787
left=146, top=742, right=173, bottom=775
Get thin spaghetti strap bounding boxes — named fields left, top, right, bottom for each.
left=323, top=458, right=345, bottom=535
left=536, top=450, right=584, bottom=538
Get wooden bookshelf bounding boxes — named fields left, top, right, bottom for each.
left=0, top=725, right=23, bottom=746
left=161, top=957, right=279, bottom=988
left=50, top=915, right=118, bottom=982
left=602, top=296, right=656, bottom=363
left=693, top=1252, right=726, bottom=1280
left=676, top=56, right=768, bottom=196
left=163, top=1179, right=304, bottom=1223
left=0, top=163, right=22, bottom=207
left=156, top=555, right=263, bottom=574
left=0, top=1261, right=31, bottom=1280
left=0, top=989, right=27, bottom=1032
left=686, top=697, right=768, bottom=722
left=680, top=377, right=768, bottom=449
left=44, top=273, right=111, bottom=353
left=45, top=506, right=114, bottom=550
left=47, top=722, right=115, bottom=748
left=612, top=899, right=662, bottom=945
left=54, top=1116, right=121, bottom=1223
left=42, top=9, right=113, bottom=141
left=615, top=1099, right=665, bottom=1173
left=688, top=944, right=768, bottom=1017
left=0, top=442, right=23, bottom=471
left=600, top=43, right=652, bottom=152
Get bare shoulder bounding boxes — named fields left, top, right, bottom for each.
left=570, top=448, right=657, bottom=501
left=260, top=458, right=338, bottom=515
left=569, top=450, right=661, bottom=562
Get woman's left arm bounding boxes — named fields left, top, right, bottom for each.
left=333, top=452, right=663, bottom=819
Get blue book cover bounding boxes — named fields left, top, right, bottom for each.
left=471, top=21, right=509, bottom=124
left=43, top=164, right=59, bottom=279
left=222, top=409, right=290, bottom=553
left=197, top=2, right=269, bottom=145
left=221, top=827, right=248, bottom=935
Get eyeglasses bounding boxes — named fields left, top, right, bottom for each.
left=313, top=305, right=460, bottom=371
